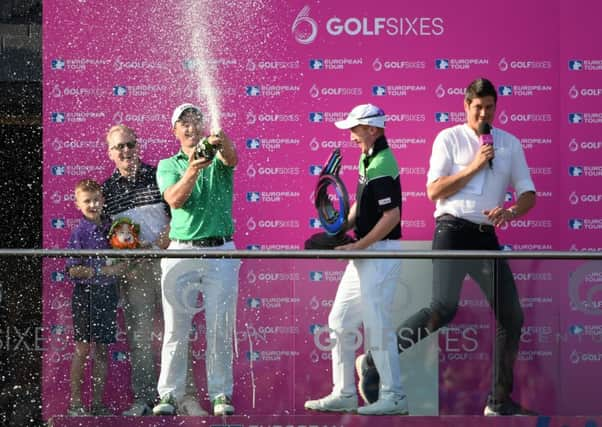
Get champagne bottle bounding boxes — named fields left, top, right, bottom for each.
left=194, top=136, right=217, bottom=160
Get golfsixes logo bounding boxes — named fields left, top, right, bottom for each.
left=292, top=5, right=444, bottom=44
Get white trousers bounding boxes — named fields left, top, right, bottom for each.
left=328, top=239, right=404, bottom=400
left=157, top=240, right=240, bottom=401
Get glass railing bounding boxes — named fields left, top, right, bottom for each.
left=1, top=248, right=601, bottom=425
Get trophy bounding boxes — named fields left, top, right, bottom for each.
left=304, top=149, right=355, bottom=249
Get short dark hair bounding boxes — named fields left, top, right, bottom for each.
left=465, top=78, right=497, bottom=105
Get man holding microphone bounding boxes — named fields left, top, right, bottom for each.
left=356, top=78, right=537, bottom=416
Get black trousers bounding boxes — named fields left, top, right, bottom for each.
left=398, top=215, right=524, bottom=404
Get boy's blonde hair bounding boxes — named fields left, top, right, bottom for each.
left=74, top=179, right=102, bottom=195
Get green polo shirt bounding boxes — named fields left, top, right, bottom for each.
left=156, top=150, right=234, bottom=240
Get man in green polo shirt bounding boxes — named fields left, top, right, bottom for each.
left=304, top=104, right=408, bottom=415
left=153, top=103, right=240, bottom=417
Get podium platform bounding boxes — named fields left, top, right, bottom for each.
left=48, top=414, right=602, bottom=427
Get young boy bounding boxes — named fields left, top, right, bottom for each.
left=65, top=179, right=125, bottom=416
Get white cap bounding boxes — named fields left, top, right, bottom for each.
left=171, top=103, right=202, bottom=128
left=334, top=104, right=386, bottom=129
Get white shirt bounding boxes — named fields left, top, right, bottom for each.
left=427, top=123, right=535, bottom=224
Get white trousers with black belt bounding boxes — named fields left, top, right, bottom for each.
left=328, top=239, right=405, bottom=400
left=157, top=240, right=240, bottom=402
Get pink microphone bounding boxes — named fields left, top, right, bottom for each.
left=478, top=122, right=493, bottom=169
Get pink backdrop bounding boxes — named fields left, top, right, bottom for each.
left=42, top=0, right=602, bottom=419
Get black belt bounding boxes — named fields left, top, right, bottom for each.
left=175, top=236, right=232, bottom=247
left=437, top=214, right=495, bottom=233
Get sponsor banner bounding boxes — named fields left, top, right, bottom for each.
left=42, top=0, right=602, bottom=419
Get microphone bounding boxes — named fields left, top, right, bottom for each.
left=478, top=122, right=493, bottom=169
